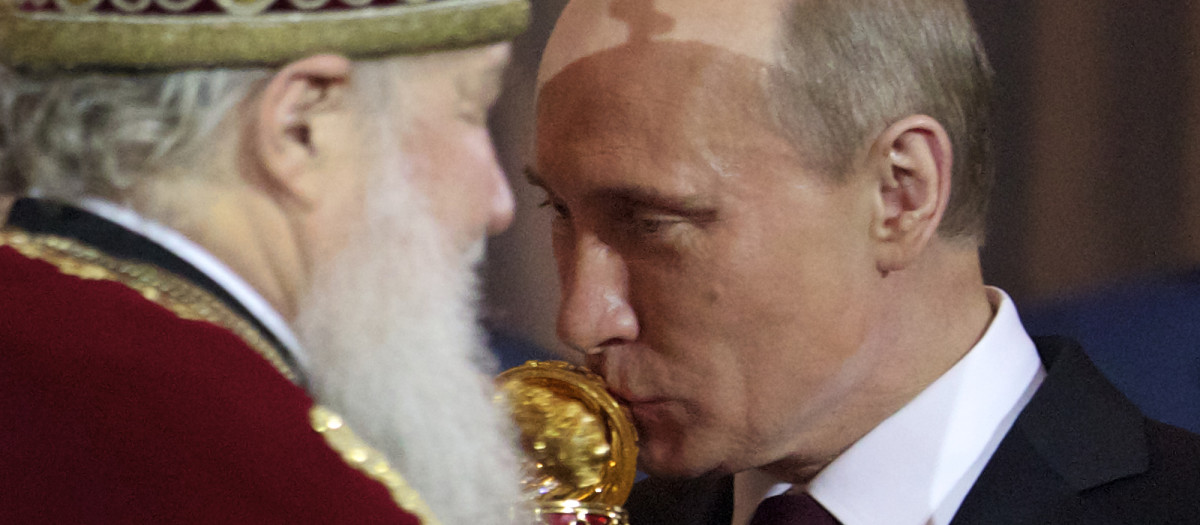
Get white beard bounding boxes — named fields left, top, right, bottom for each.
left=293, top=155, right=528, bottom=524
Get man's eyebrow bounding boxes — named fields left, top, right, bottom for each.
left=526, top=167, right=718, bottom=221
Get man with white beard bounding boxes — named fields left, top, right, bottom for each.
left=0, top=0, right=531, bottom=523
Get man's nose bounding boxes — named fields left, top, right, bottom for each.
left=556, top=234, right=638, bottom=354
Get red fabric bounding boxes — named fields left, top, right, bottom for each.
left=543, top=513, right=612, bottom=525
left=748, top=493, right=841, bottom=525
left=0, top=245, right=420, bottom=524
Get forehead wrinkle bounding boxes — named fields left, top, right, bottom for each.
left=538, top=43, right=792, bottom=181
left=537, top=41, right=778, bottom=140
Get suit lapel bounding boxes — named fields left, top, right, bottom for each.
left=950, top=336, right=1148, bottom=524
left=625, top=339, right=1152, bottom=525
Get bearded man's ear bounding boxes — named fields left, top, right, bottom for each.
left=251, top=54, right=353, bottom=208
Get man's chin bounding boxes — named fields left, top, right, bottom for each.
left=637, top=439, right=730, bottom=480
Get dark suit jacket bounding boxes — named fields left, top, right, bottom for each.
left=1022, top=273, right=1200, bottom=434
left=625, top=337, right=1200, bottom=524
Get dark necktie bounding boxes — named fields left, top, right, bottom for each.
left=748, top=492, right=842, bottom=525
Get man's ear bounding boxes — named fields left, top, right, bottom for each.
left=868, top=114, right=953, bottom=274
left=251, top=54, right=352, bottom=208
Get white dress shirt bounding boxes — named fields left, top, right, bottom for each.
left=74, top=198, right=308, bottom=374
left=733, top=287, right=1046, bottom=525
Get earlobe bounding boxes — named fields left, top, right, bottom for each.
left=251, top=54, right=352, bottom=207
left=870, top=115, right=953, bottom=273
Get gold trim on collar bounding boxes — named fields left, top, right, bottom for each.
left=311, top=406, right=443, bottom=525
left=0, top=227, right=299, bottom=383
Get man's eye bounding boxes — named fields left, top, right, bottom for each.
left=628, top=214, right=683, bottom=236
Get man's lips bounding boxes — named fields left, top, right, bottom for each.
left=607, top=387, right=634, bottom=405
left=614, top=392, right=673, bottom=434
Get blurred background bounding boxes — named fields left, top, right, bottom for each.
left=483, top=0, right=1200, bottom=358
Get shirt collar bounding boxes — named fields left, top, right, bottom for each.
left=734, top=287, right=1046, bottom=525
left=73, top=197, right=309, bottom=374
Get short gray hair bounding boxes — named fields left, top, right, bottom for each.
left=768, top=0, right=994, bottom=241
left=0, top=66, right=271, bottom=201
left=0, top=57, right=405, bottom=204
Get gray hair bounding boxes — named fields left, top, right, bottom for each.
left=768, top=0, right=994, bottom=241
left=0, top=59, right=400, bottom=203
left=0, top=66, right=271, bottom=201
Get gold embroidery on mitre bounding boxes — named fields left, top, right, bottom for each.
left=310, top=406, right=443, bottom=525
left=1, top=227, right=441, bottom=521
left=0, top=0, right=530, bottom=71
left=0, top=228, right=298, bottom=383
